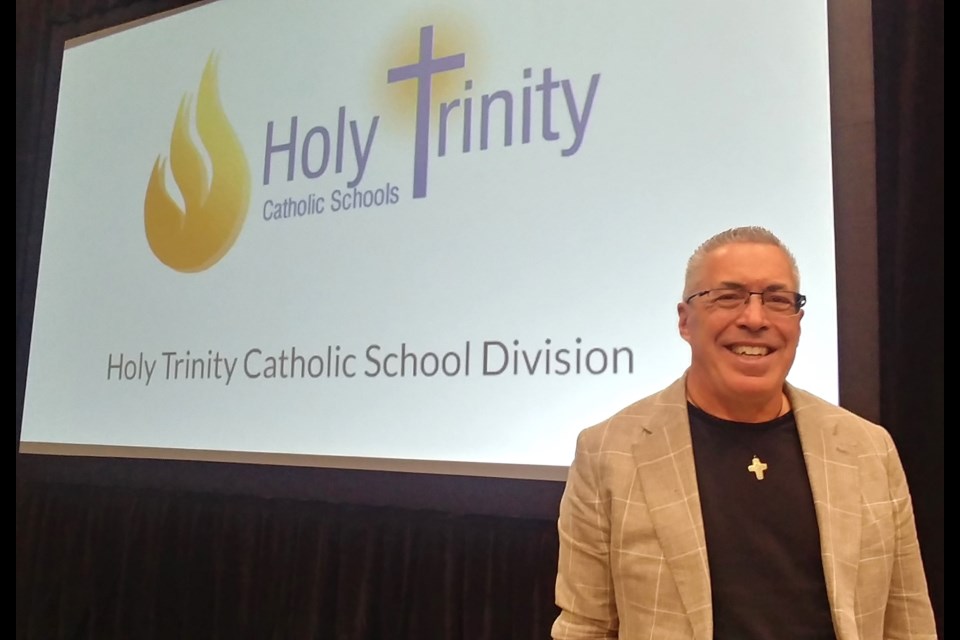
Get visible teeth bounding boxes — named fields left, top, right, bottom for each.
left=731, top=345, right=769, bottom=356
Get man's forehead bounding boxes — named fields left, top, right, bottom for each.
left=701, top=243, right=796, bottom=286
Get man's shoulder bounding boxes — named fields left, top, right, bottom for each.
left=576, top=377, right=687, bottom=452
left=787, top=383, right=896, bottom=449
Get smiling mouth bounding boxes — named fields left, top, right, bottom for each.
left=728, top=344, right=772, bottom=357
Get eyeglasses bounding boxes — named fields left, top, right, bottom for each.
left=684, top=287, right=806, bottom=315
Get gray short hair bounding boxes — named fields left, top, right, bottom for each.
left=683, top=226, right=800, bottom=298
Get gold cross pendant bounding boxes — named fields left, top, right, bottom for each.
left=747, top=455, right=768, bottom=480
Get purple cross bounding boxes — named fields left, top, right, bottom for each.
left=387, top=25, right=466, bottom=198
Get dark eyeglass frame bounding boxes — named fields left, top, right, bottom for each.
left=684, top=288, right=807, bottom=314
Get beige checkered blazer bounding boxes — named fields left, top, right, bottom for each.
left=552, top=375, right=936, bottom=639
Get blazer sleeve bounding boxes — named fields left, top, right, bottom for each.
left=552, top=428, right=619, bottom=640
left=880, top=431, right=938, bottom=639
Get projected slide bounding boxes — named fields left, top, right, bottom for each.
left=21, top=0, right=838, bottom=479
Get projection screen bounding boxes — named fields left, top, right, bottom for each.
left=19, top=0, right=839, bottom=480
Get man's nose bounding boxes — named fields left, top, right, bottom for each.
left=737, top=294, right=770, bottom=329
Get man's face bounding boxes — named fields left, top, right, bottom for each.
left=677, top=242, right=803, bottom=407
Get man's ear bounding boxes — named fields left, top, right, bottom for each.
left=678, top=302, right=692, bottom=343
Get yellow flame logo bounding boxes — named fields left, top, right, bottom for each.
left=144, top=53, right=250, bottom=272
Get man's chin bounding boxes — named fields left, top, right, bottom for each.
left=722, top=373, right=784, bottom=399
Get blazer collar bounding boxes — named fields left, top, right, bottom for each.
left=631, top=375, right=713, bottom=640
left=787, top=384, right=863, bottom=640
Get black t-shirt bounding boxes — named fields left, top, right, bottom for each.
left=688, top=403, right=836, bottom=639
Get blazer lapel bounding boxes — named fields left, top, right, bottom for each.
left=632, top=378, right=713, bottom=640
left=788, top=385, right=863, bottom=640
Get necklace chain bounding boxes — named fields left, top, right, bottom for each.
left=686, top=392, right=787, bottom=422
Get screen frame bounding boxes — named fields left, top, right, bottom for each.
left=16, top=0, right=878, bottom=517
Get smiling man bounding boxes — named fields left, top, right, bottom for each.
left=552, top=227, right=936, bottom=639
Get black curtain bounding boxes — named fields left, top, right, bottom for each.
left=17, top=1, right=943, bottom=638
left=17, top=482, right=561, bottom=639
left=872, top=0, right=944, bottom=636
